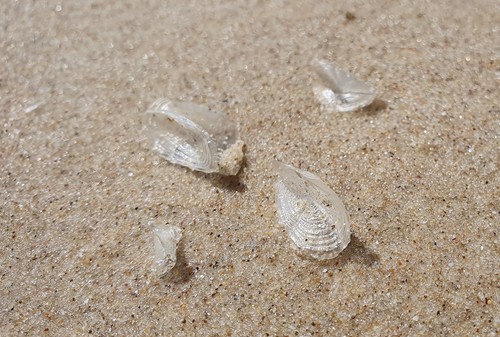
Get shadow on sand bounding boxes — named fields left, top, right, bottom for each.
left=314, top=234, right=380, bottom=268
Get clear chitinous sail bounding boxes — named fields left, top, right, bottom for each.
left=152, top=224, right=182, bottom=276
left=312, top=59, right=376, bottom=112
left=275, top=163, right=351, bottom=260
left=144, top=98, right=245, bottom=175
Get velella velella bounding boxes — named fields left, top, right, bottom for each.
left=144, top=98, right=244, bottom=175
left=275, top=163, right=351, bottom=259
left=312, top=59, right=376, bottom=112
left=152, top=224, right=182, bottom=275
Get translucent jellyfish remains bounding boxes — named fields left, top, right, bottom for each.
left=312, top=59, right=376, bottom=112
left=275, top=163, right=351, bottom=259
left=144, top=98, right=245, bottom=175
left=152, top=224, right=182, bottom=275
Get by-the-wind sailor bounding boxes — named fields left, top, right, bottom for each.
left=275, top=163, right=351, bottom=260
left=152, top=224, right=182, bottom=275
left=312, top=59, right=376, bottom=112
left=144, top=98, right=245, bottom=175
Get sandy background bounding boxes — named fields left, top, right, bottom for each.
left=1, top=0, right=499, bottom=336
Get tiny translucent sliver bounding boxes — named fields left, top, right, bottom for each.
left=152, top=224, right=182, bottom=275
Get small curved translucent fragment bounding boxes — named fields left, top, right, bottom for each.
left=275, top=163, right=351, bottom=260
left=152, top=224, right=182, bottom=275
left=144, top=98, right=244, bottom=175
left=312, top=59, right=375, bottom=112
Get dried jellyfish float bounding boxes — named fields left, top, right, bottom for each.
left=312, top=59, right=376, bottom=112
left=144, top=98, right=244, bottom=175
left=152, top=224, right=182, bottom=275
left=275, top=163, right=351, bottom=259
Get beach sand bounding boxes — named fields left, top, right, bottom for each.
left=1, top=0, right=498, bottom=335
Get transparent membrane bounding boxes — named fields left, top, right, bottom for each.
left=152, top=224, right=182, bottom=276
left=275, top=163, right=351, bottom=259
left=144, top=98, right=244, bottom=175
left=313, top=59, right=375, bottom=112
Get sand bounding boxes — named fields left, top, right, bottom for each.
left=1, top=0, right=498, bottom=335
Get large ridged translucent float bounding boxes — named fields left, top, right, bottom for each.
left=144, top=98, right=244, bottom=175
left=275, top=163, right=351, bottom=259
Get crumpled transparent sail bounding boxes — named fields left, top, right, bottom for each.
left=275, top=163, right=351, bottom=259
left=144, top=98, right=244, bottom=175
left=313, top=59, right=375, bottom=112
left=152, top=224, right=182, bottom=275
